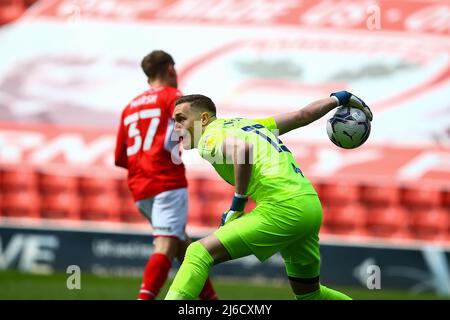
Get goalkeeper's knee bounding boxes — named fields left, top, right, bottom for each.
left=184, top=241, right=214, bottom=269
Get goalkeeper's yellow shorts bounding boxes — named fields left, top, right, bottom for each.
left=214, top=194, right=322, bottom=279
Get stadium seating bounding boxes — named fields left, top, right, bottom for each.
left=366, top=206, right=411, bottom=239
left=202, top=198, right=230, bottom=226
left=1, top=166, right=448, bottom=243
left=360, top=184, right=400, bottom=207
left=40, top=192, right=80, bottom=220
left=1, top=168, right=38, bottom=192
left=319, top=182, right=360, bottom=206
left=80, top=193, right=121, bottom=222
left=39, top=173, right=78, bottom=195
left=324, top=203, right=368, bottom=236
left=1, top=190, right=40, bottom=218
left=120, top=193, right=146, bottom=224
left=117, top=178, right=130, bottom=197
left=409, top=208, right=450, bottom=241
left=400, top=186, right=442, bottom=209
left=79, top=176, right=118, bottom=196
left=319, top=224, right=331, bottom=235
left=187, top=195, right=205, bottom=226
left=321, top=204, right=333, bottom=231
left=442, top=189, right=450, bottom=209
left=200, top=179, right=235, bottom=200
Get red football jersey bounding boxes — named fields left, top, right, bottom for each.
left=115, top=86, right=187, bottom=201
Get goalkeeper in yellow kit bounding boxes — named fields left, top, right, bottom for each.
left=166, top=91, right=373, bottom=300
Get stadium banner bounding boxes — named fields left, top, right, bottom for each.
left=1, top=224, right=449, bottom=295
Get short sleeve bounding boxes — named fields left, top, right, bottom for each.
left=114, top=110, right=128, bottom=169
left=253, top=117, right=277, bottom=131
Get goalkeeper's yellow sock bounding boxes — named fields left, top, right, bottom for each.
left=165, top=242, right=213, bottom=300
left=295, top=285, right=352, bottom=300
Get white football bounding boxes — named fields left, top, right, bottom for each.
left=326, top=106, right=371, bottom=149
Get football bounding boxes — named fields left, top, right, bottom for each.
left=326, top=106, right=371, bottom=149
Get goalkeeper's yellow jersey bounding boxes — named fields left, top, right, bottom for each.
left=197, top=117, right=317, bottom=204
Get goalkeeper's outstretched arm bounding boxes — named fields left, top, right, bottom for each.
left=273, top=97, right=338, bottom=135
left=273, top=91, right=373, bottom=136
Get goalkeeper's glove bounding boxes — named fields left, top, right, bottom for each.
left=220, top=193, right=248, bottom=226
left=221, top=209, right=244, bottom=226
left=330, top=91, right=373, bottom=121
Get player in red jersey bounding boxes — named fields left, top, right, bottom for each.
left=115, top=50, right=218, bottom=300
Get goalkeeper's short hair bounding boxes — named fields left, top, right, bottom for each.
left=175, top=94, right=216, bottom=116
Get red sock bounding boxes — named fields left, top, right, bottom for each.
left=138, top=253, right=172, bottom=300
left=199, top=277, right=219, bottom=300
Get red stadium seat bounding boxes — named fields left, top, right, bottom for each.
left=187, top=195, right=205, bottom=226
left=366, top=206, right=411, bottom=239
left=120, top=194, right=146, bottom=224
left=202, top=198, right=230, bottom=227
left=360, top=184, right=400, bottom=207
left=313, top=181, right=327, bottom=200
left=41, top=192, right=80, bottom=220
left=319, top=224, right=331, bottom=236
left=442, top=189, right=450, bottom=209
left=188, top=178, right=203, bottom=195
left=183, top=179, right=202, bottom=225
left=1, top=190, right=40, bottom=218
left=319, top=182, right=360, bottom=206
left=117, top=178, right=130, bottom=197
left=321, top=204, right=334, bottom=230
left=188, top=178, right=202, bottom=203
left=79, top=176, right=118, bottom=196
left=39, top=174, right=78, bottom=194
left=200, top=179, right=235, bottom=200
left=400, top=186, right=442, bottom=209
left=326, top=203, right=367, bottom=236
left=1, top=168, right=38, bottom=192
left=80, top=193, right=121, bottom=221
left=309, top=182, right=322, bottom=199
left=410, top=208, right=450, bottom=241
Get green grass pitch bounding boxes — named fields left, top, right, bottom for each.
left=0, top=270, right=448, bottom=300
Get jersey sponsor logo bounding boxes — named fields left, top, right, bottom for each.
left=203, top=135, right=217, bottom=152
